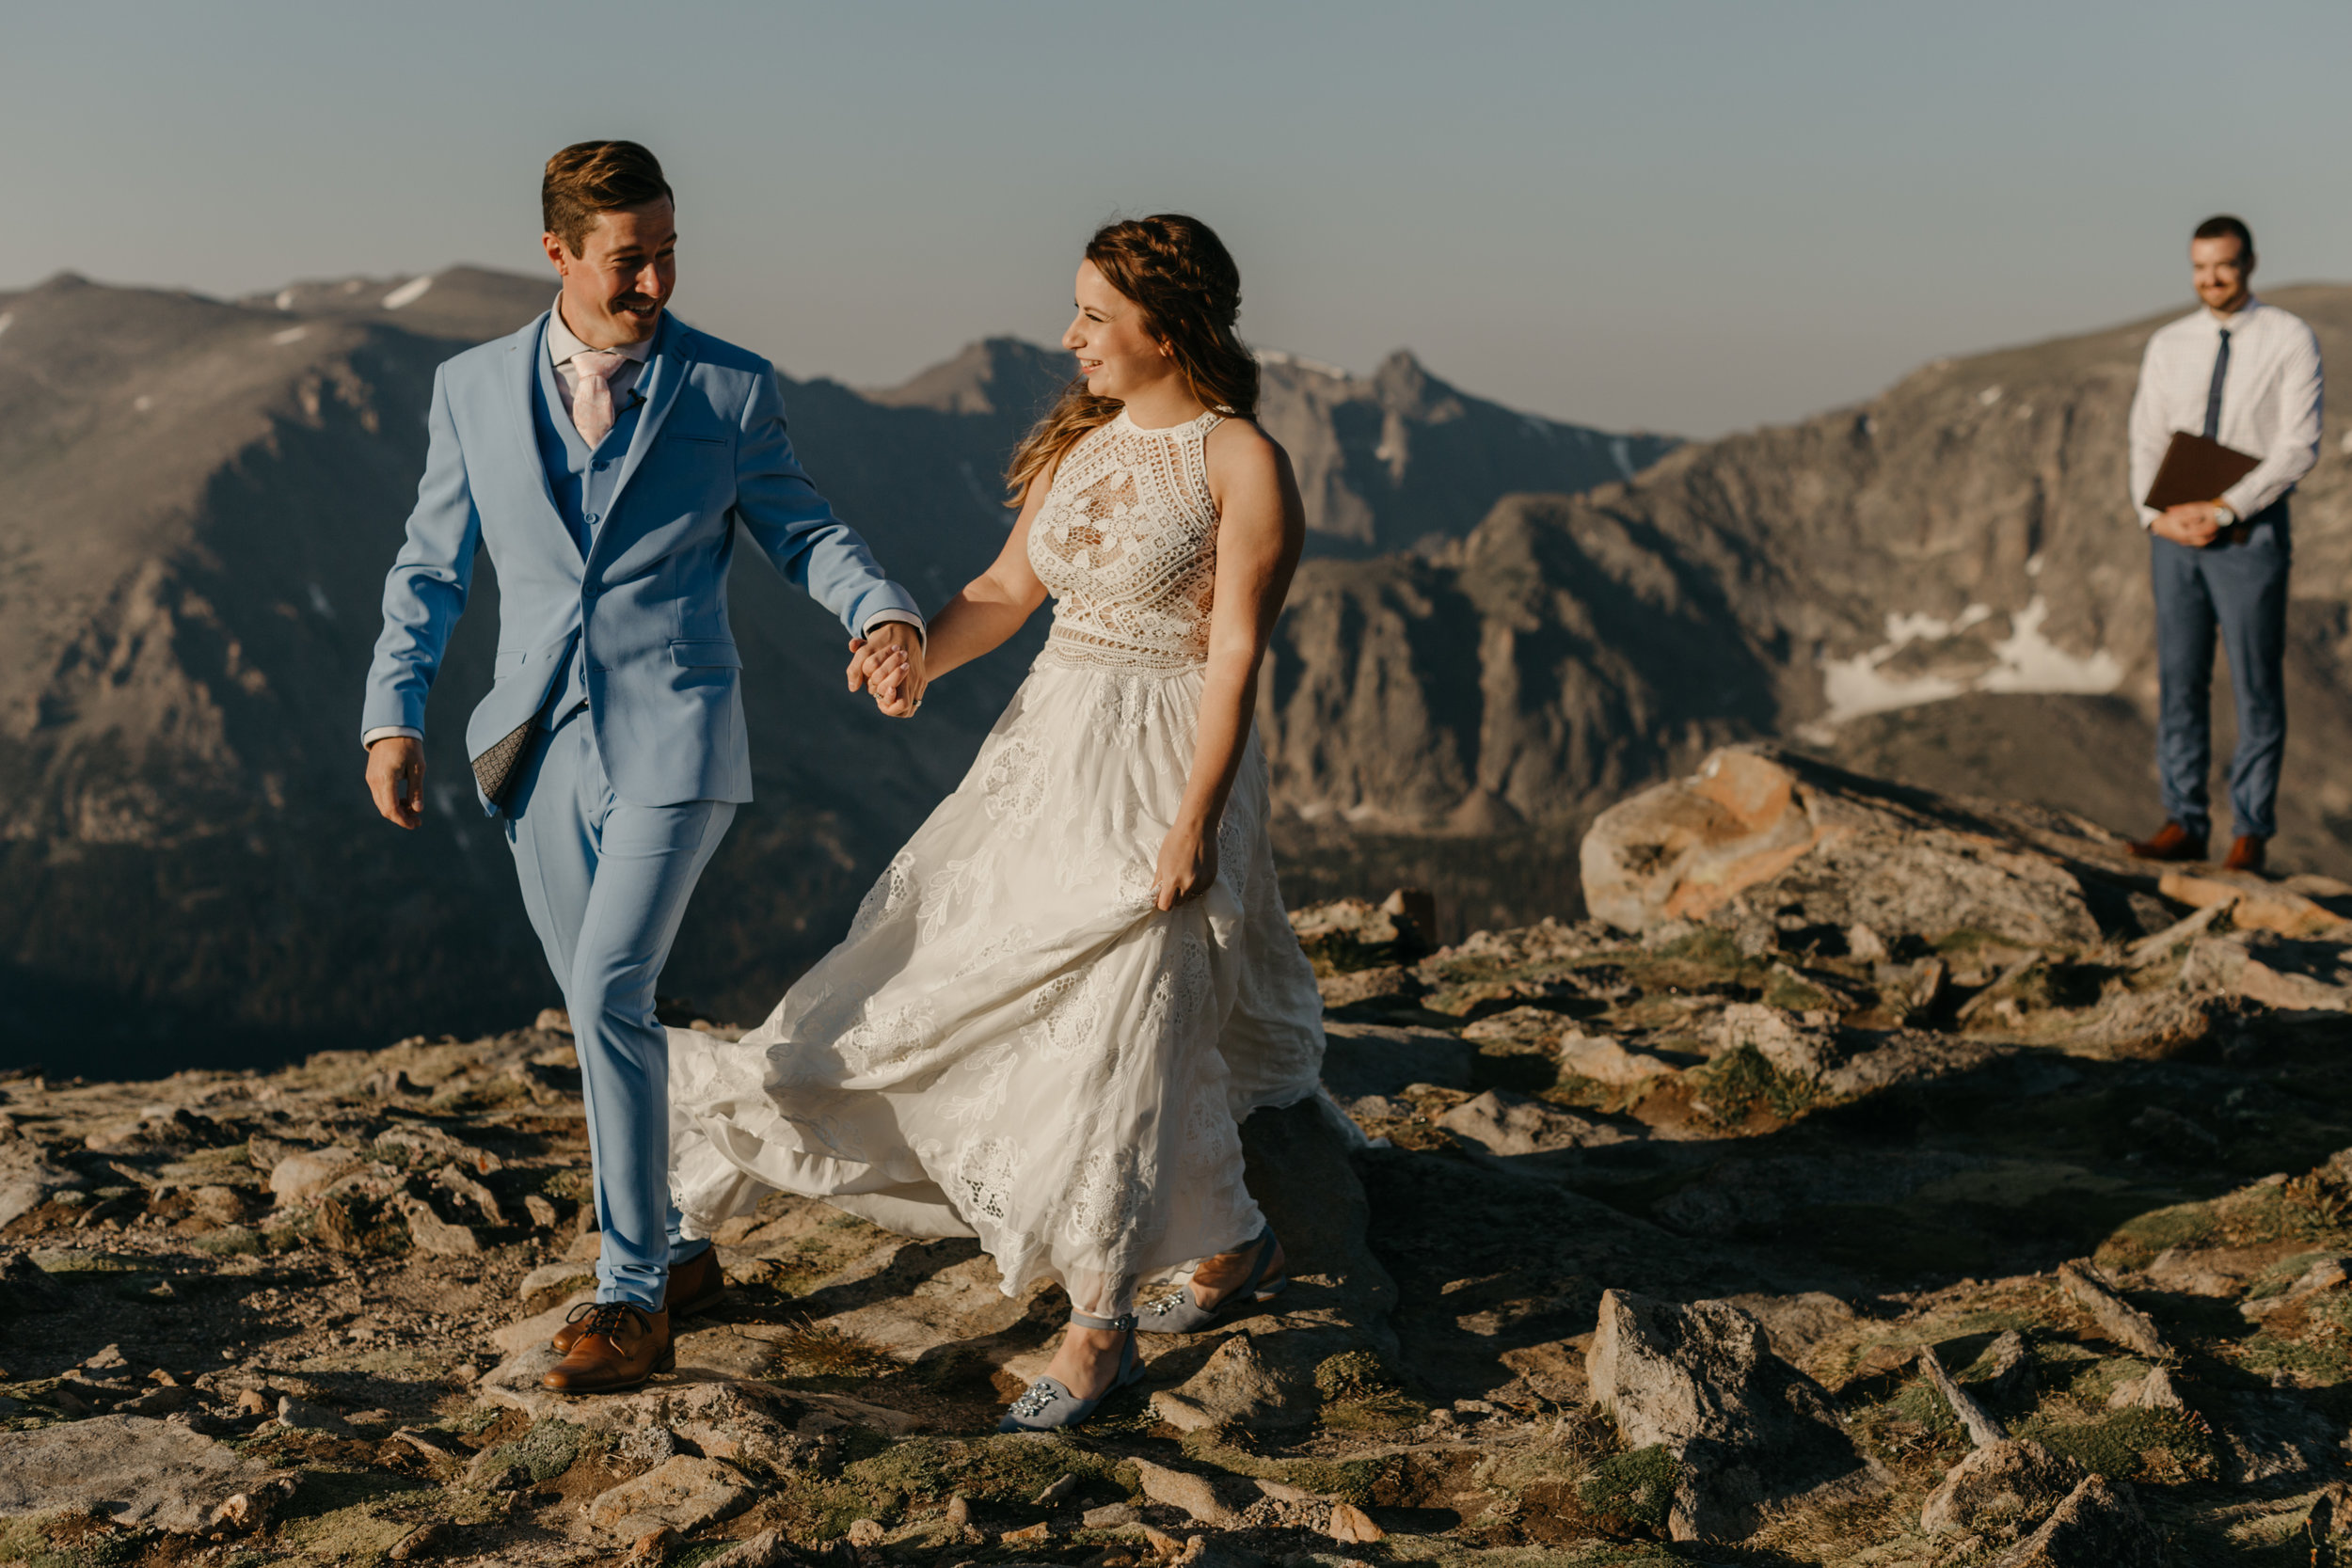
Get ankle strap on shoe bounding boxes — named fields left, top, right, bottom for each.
left=1069, top=1310, right=1137, bottom=1332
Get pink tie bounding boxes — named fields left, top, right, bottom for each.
left=570, top=350, right=623, bottom=447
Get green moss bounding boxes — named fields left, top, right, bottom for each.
left=1689, top=1043, right=1815, bottom=1123
left=757, top=1433, right=1136, bottom=1544
left=844, top=1433, right=1136, bottom=1508
left=2238, top=1292, right=2352, bottom=1385
left=190, top=1224, right=265, bottom=1256
left=1645, top=927, right=1746, bottom=969
left=1312, top=1350, right=1426, bottom=1433
left=1847, top=1375, right=1967, bottom=1467
left=269, top=1469, right=437, bottom=1568
left=2095, top=1202, right=2219, bottom=1271
left=1176, top=1440, right=1400, bottom=1508
left=0, top=1512, right=137, bottom=1568
left=1578, top=1444, right=1676, bottom=1529
left=2026, top=1407, right=2216, bottom=1481
left=1933, top=928, right=2012, bottom=954
left=435, top=1404, right=503, bottom=1436
left=470, top=1418, right=600, bottom=1486
left=1762, top=971, right=1836, bottom=1011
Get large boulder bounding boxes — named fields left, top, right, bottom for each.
left=1585, top=1288, right=1866, bottom=1541
left=1580, top=746, right=2103, bottom=946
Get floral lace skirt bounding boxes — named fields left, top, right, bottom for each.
left=666, top=650, right=1327, bottom=1315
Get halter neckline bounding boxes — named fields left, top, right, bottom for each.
left=1113, top=407, right=1222, bottom=436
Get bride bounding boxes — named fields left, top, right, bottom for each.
left=664, top=214, right=1327, bottom=1430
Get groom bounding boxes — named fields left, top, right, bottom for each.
left=361, top=141, right=926, bottom=1392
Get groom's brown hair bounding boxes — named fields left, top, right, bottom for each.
left=543, top=141, right=674, bottom=257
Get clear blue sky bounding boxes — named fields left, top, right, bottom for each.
left=9, top=1, right=2351, bottom=436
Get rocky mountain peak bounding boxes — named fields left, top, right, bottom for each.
left=863, top=336, right=1067, bottom=420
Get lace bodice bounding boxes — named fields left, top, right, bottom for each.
left=1028, top=409, right=1224, bottom=672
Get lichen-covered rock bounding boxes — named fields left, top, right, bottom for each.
left=1557, top=1033, right=1677, bottom=1085
left=267, top=1148, right=364, bottom=1204
left=0, top=1415, right=286, bottom=1532
left=1585, top=1288, right=1865, bottom=1541
left=1581, top=746, right=2103, bottom=947
left=1150, top=1332, right=1316, bottom=1433
left=584, top=1454, right=755, bottom=1538
left=1437, top=1089, right=1633, bottom=1155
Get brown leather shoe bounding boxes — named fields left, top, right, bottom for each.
left=2127, top=820, right=2207, bottom=863
left=541, top=1302, right=672, bottom=1394
left=550, top=1249, right=726, bottom=1354
left=2224, top=834, right=2267, bottom=873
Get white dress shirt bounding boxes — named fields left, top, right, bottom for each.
left=545, top=298, right=655, bottom=416
left=2127, top=294, right=2323, bottom=526
left=362, top=301, right=921, bottom=749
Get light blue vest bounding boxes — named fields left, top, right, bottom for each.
left=531, top=338, right=644, bottom=723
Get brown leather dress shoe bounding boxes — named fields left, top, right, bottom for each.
left=2127, top=820, right=2207, bottom=863
left=550, top=1249, right=726, bottom=1354
left=542, top=1302, right=672, bottom=1394
left=2224, top=834, right=2267, bottom=873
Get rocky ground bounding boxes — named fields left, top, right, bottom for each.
left=3, top=745, right=2350, bottom=1566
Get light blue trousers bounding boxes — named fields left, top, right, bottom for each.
left=504, top=706, right=735, bottom=1309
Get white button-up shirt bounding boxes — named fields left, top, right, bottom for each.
left=2127, top=294, right=2323, bottom=526
left=546, top=298, right=654, bottom=419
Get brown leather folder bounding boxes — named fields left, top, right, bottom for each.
left=2144, top=431, right=2261, bottom=512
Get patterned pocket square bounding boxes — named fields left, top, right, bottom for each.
left=470, top=721, right=542, bottom=809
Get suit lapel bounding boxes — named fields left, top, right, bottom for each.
left=602, top=315, right=691, bottom=521
left=503, top=312, right=579, bottom=561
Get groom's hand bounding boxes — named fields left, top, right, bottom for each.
left=366, top=736, right=425, bottom=830
left=847, top=623, right=929, bottom=718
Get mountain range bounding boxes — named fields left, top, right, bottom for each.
left=0, top=265, right=1671, bottom=1074
left=7, top=261, right=2347, bottom=1075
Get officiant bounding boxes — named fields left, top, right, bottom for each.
left=2125, top=214, right=2323, bottom=874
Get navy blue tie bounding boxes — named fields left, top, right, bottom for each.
left=2201, top=328, right=2232, bottom=440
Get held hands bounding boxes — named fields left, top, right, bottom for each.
left=1152, top=817, right=1219, bottom=911
left=2153, top=501, right=2224, bottom=548
left=846, top=621, right=929, bottom=718
left=365, top=736, right=425, bottom=830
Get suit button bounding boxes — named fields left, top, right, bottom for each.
left=584, top=512, right=599, bottom=525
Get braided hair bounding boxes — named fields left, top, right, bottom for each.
left=1005, top=214, right=1259, bottom=502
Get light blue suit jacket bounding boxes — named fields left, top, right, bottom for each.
left=360, top=310, right=920, bottom=814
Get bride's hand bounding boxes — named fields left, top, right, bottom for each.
left=1152, top=819, right=1218, bottom=911
left=847, top=629, right=929, bottom=718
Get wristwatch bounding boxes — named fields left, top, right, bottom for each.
left=2213, top=503, right=2238, bottom=527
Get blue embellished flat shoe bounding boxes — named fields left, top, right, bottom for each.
left=1140, top=1227, right=1287, bottom=1334
left=998, top=1309, right=1145, bottom=1433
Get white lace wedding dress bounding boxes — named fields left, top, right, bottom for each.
left=666, top=408, right=1327, bottom=1315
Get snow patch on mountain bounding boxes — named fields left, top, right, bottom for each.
left=1814, top=597, right=2122, bottom=730
left=382, top=275, right=435, bottom=310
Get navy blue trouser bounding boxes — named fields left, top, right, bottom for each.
left=505, top=705, right=733, bottom=1308
left=2151, top=501, right=2290, bottom=842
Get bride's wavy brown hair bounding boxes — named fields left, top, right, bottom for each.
left=1005, top=214, right=1259, bottom=502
